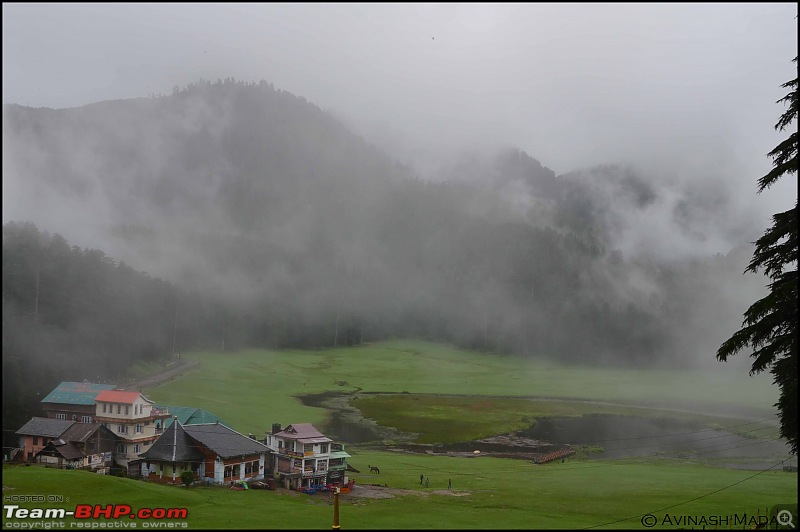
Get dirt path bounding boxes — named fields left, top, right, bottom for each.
left=119, top=359, right=199, bottom=391
left=347, top=484, right=469, bottom=499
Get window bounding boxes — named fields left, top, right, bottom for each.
left=320, top=444, right=328, bottom=454
left=117, top=405, right=121, bottom=415
left=103, top=404, right=107, bottom=413
left=33, top=436, right=39, bottom=446
left=133, top=444, right=141, bottom=454
left=134, top=404, right=138, bottom=416
left=116, top=444, right=125, bottom=453
left=135, top=424, right=143, bottom=434
left=56, top=414, right=67, bottom=420
left=72, top=415, right=77, bottom=421
left=81, top=416, right=92, bottom=423
left=125, top=405, right=129, bottom=415
left=224, top=466, right=232, bottom=478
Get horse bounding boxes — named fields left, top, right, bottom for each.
left=368, top=464, right=380, bottom=474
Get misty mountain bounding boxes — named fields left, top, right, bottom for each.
left=2, top=78, right=767, bottom=376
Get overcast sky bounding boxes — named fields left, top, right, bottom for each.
left=3, top=3, right=798, bottom=221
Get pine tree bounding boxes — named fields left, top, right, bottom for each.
left=717, top=57, right=798, bottom=455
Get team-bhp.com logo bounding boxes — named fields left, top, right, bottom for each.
left=5, top=504, right=188, bottom=520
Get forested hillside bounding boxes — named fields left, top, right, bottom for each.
left=2, top=79, right=768, bottom=447
left=2, top=222, right=177, bottom=446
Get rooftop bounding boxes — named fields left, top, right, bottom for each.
left=183, top=423, right=269, bottom=459
left=140, top=420, right=204, bottom=463
left=16, top=417, right=76, bottom=438
left=274, top=423, right=332, bottom=443
left=95, top=390, right=147, bottom=404
left=40, top=440, right=85, bottom=461
left=158, top=405, right=225, bottom=428
left=58, top=422, right=108, bottom=443
left=41, top=382, right=116, bottom=406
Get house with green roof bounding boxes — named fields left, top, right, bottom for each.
left=41, top=382, right=117, bottom=424
left=157, top=405, right=225, bottom=428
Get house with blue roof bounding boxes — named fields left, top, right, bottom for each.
left=41, top=381, right=117, bottom=424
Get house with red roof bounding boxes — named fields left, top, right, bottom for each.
left=265, top=423, right=350, bottom=490
left=94, top=390, right=171, bottom=469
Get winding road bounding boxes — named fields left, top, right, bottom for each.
left=119, top=359, right=199, bottom=392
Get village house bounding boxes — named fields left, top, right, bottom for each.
left=135, top=419, right=205, bottom=483
left=41, top=381, right=116, bottom=423
left=136, top=421, right=269, bottom=485
left=183, top=423, right=270, bottom=485
left=14, top=382, right=229, bottom=473
left=93, top=390, right=171, bottom=470
left=264, top=423, right=350, bottom=490
left=32, top=423, right=117, bottom=472
left=15, top=417, right=79, bottom=462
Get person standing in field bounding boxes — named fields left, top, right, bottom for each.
left=448, top=479, right=452, bottom=490
left=420, top=474, right=424, bottom=485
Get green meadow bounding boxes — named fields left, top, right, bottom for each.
left=3, top=340, right=795, bottom=530
left=2, top=458, right=795, bottom=529
left=142, top=339, right=779, bottom=439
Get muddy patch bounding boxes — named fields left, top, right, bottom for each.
left=347, top=484, right=469, bottom=499
left=348, top=484, right=397, bottom=499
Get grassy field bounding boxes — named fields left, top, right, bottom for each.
left=349, top=394, right=780, bottom=445
left=4, top=340, right=794, bottom=530
left=2, top=457, right=795, bottom=529
left=144, top=339, right=779, bottom=439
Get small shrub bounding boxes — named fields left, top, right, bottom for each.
left=180, top=471, right=195, bottom=487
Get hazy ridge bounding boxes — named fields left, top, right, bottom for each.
left=2, top=79, right=767, bottom=444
